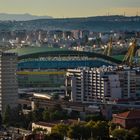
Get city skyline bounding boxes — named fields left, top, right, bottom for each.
left=0, top=0, right=140, bottom=18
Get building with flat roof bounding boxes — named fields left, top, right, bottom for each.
left=136, top=71, right=140, bottom=98
left=0, top=52, right=18, bottom=113
left=65, top=67, right=137, bottom=103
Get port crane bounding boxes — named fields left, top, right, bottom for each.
left=123, top=39, right=137, bottom=66
left=103, top=37, right=113, bottom=56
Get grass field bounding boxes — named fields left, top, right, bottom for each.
left=112, top=55, right=124, bottom=61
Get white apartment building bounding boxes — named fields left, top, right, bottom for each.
left=0, top=52, right=18, bottom=113
left=65, top=67, right=136, bottom=103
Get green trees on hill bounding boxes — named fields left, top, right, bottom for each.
left=111, top=127, right=140, bottom=140
left=67, top=122, right=91, bottom=140
left=2, top=104, right=69, bottom=129
left=45, top=121, right=109, bottom=140
left=47, top=121, right=140, bottom=140
left=42, top=104, right=68, bottom=121
left=3, top=105, right=24, bottom=127
left=52, top=124, right=69, bottom=138
left=2, top=105, right=140, bottom=140
left=3, top=105, right=11, bottom=126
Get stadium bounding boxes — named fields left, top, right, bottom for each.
left=9, top=47, right=122, bottom=87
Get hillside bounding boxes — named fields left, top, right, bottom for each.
left=0, top=15, right=140, bottom=31
left=0, top=13, right=52, bottom=21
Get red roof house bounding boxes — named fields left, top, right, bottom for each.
left=112, top=110, right=140, bottom=129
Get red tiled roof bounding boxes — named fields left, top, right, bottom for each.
left=114, top=110, right=140, bottom=119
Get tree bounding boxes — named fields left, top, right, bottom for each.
left=128, top=127, right=140, bottom=140
left=0, top=113, right=2, bottom=127
left=108, top=122, right=117, bottom=135
left=32, top=109, right=43, bottom=122
left=86, top=121, right=98, bottom=138
left=33, top=127, right=47, bottom=134
left=67, top=123, right=82, bottom=140
left=95, top=121, right=109, bottom=139
left=129, top=127, right=140, bottom=136
left=69, top=110, right=80, bottom=119
left=49, top=104, right=62, bottom=112
left=80, top=123, right=91, bottom=139
left=67, top=122, right=90, bottom=140
left=51, top=93, right=59, bottom=100
left=3, top=105, right=12, bottom=126
left=44, top=132, right=63, bottom=140
left=63, top=96, right=70, bottom=101
left=112, top=128, right=128, bottom=140
left=10, top=105, right=24, bottom=126
left=3, top=105, right=29, bottom=129
left=24, top=112, right=33, bottom=130
left=50, top=110, right=63, bottom=121
left=52, top=124, right=68, bottom=138
left=43, top=107, right=68, bottom=121
left=85, top=114, right=105, bottom=121
left=43, top=109, right=50, bottom=121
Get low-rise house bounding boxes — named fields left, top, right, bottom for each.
left=32, top=119, right=82, bottom=134
left=112, top=110, right=140, bottom=129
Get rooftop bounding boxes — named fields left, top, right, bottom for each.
left=33, top=119, right=83, bottom=127
left=8, top=47, right=68, bottom=56
left=113, top=110, right=140, bottom=119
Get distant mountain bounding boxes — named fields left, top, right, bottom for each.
left=0, top=13, right=52, bottom=21
left=0, top=15, right=140, bottom=31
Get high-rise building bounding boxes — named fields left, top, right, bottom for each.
left=80, top=30, right=90, bottom=39
left=117, top=70, right=136, bottom=99
left=65, top=67, right=137, bottom=103
left=72, top=30, right=80, bottom=39
left=136, top=71, right=140, bottom=98
left=0, top=52, right=18, bottom=113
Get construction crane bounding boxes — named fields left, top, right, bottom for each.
left=123, top=39, right=137, bottom=66
left=103, top=37, right=113, bottom=56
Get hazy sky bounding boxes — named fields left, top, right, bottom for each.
left=0, top=0, right=140, bottom=18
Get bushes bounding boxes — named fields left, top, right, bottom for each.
left=50, top=121, right=109, bottom=140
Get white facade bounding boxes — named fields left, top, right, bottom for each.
left=0, top=52, right=18, bottom=113
left=66, top=67, right=136, bottom=103
left=32, top=122, right=52, bottom=134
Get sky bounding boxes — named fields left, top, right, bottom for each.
left=0, top=0, right=140, bottom=18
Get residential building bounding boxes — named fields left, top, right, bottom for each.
left=65, top=67, right=137, bottom=103
left=80, top=30, right=90, bottom=39
left=72, top=30, right=80, bottom=39
left=0, top=52, right=18, bottom=113
left=32, top=119, right=82, bottom=134
left=112, top=110, right=140, bottom=129
left=118, top=70, right=136, bottom=99
left=32, top=122, right=54, bottom=134
left=136, top=71, right=140, bottom=98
